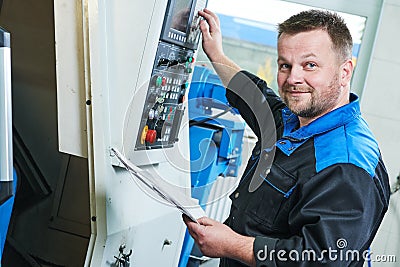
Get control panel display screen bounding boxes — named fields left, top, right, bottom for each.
left=170, top=0, right=192, bottom=33
left=161, top=0, right=207, bottom=50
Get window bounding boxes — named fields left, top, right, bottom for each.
left=196, top=0, right=382, bottom=96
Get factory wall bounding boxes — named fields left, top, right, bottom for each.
left=361, top=0, right=400, bottom=265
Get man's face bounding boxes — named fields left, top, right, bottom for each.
left=277, top=29, right=346, bottom=119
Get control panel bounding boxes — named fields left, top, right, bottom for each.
left=135, top=41, right=195, bottom=150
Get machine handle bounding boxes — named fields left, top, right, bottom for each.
left=0, top=27, right=13, bottom=204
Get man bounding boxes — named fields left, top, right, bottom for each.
left=183, top=8, right=390, bottom=267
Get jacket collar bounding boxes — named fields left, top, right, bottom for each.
left=277, top=93, right=360, bottom=155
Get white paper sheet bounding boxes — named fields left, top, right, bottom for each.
left=111, top=148, right=206, bottom=223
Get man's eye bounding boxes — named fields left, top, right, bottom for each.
left=280, top=63, right=290, bottom=69
left=306, top=62, right=317, bottom=69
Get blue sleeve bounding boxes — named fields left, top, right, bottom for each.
left=225, top=71, right=285, bottom=139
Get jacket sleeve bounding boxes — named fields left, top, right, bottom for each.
left=253, top=162, right=389, bottom=267
left=225, top=71, right=286, bottom=139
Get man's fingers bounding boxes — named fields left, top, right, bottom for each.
left=197, top=216, right=215, bottom=226
left=202, top=8, right=220, bottom=26
left=198, top=9, right=219, bottom=31
left=182, top=214, right=206, bottom=239
left=182, top=215, right=198, bottom=238
left=182, top=214, right=192, bottom=224
left=199, top=19, right=211, bottom=40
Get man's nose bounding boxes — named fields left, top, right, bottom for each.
left=287, top=66, right=304, bottom=85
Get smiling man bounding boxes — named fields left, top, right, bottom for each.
left=278, top=30, right=350, bottom=125
left=183, top=9, right=390, bottom=267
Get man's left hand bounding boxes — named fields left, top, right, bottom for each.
left=183, top=215, right=256, bottom=266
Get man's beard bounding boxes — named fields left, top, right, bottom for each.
left=281, top=75, right=341, bottom=119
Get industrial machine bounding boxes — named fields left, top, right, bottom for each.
left=55, top=0, right=207, bottom=266
left=187, top=66, right=245, bottom=207
left=2, top=0, right=398, bottom=266
left=179, top=65, right=246, bottom=267
left=121, top=0, right=206, bottom=157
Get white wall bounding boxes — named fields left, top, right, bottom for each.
left=361, top=0, right=400, bottom=265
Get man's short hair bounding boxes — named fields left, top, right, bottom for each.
left=277, top=9, right=353, bottom=62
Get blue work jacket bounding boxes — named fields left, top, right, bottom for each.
left=220, top=71, right=390, bottom=267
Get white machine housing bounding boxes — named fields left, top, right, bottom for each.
left=54, top=0, right=206, bottom=266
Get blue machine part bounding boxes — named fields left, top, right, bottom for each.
left=188, top=65, right=245, bottom=205
left=188, top=65, right=239, bottom=116
left=179, top=65, right=246, bottom=267
left=0, top=168, right=16, bottom=260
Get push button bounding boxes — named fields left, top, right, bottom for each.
left=157, top=58, right=169, bottom=66
left=155, top=76, right=162, bottom=87
left=146, top=129, right=157, bottom=143
left=140, top=126, right=149, bottom=144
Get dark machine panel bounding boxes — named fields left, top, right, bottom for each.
left=135, top=41, right=195, bottom=150
left=133, top=0, right=207, bottom=151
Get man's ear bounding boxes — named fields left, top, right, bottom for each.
left=340, top=59, right=354, bottom=87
